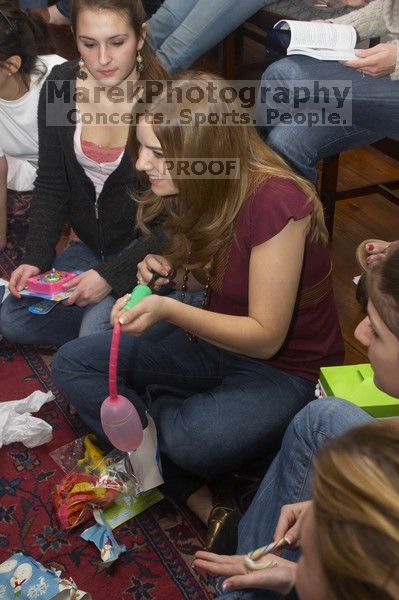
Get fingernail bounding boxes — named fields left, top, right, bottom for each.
left=119, top=317, right=125, bottom=325
left=17, top=285, right=23, bottom=291
left=162, top=270, right=168, bottom=277
left=367, top=243, right=374, bottom=251
left=222, top=583, right=229, bottom=591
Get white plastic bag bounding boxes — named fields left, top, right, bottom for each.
left=0, top=277, right=10, bottom=303
left=0, top=390, right=54, bottom=448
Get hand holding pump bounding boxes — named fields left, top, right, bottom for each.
left=100, top=279, right=156, bottom=451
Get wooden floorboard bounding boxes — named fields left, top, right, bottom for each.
left=331, top=185, right=399, bottom=364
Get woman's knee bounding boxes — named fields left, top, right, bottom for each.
left=292, top=397, right=373, bottom=441
left=52, top=341, right=76, bottom=380
left=153, top=407, right=219, bottom=477
left=52, top=332, right=113, bottom=389
left=79, top=296, right=114, bottom=338
left=261, top=56, right=304, bottom=84
left=52, top=337, right=91, bottom=391
left=0, top=297, right=31, bottom=343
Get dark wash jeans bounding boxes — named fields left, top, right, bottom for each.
left=52, top=323, right=314, bottom=501
left=258, top=55, right=399, bottom=183
left=215, top=398, right=372, bottom=600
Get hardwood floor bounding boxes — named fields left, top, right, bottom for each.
left=330, top=147, right=399, bottom=364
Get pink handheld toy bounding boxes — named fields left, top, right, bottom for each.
left=100, top=282, right=155, bottom=452
left=26, top=269, right=77, bottom=295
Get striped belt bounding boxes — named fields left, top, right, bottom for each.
left=298, top=265, right=333, bottom=309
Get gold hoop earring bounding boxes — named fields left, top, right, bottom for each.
left=78, top=57, right=88, bottom=80
left=136, top=50, right=144, bottom=73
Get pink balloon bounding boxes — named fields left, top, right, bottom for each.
left=101, top=394, right=143, bottom=452
left=100, top=321, right=143, bottom=452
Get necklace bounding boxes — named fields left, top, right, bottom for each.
left=180, top=254, right=211, bottom=343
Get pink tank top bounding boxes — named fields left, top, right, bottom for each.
left=80, top=139, right=124, bottom=163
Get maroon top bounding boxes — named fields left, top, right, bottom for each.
left=208, top=177, right=344, bottom=381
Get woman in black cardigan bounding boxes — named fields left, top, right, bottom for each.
left=0, top=0, right=168, bottom=347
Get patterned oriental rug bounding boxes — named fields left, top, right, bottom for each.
left=0, top=192, right=214, bottom=599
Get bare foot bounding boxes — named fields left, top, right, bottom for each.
left=356, top=239, right=392, bottom=270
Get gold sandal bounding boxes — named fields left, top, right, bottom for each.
left=206, top=505, right=241, bottom=554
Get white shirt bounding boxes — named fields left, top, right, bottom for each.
left=0, top=54, right=66, bottom=190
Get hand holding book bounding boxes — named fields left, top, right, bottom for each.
left=341, top=42, right=398, bottom=78
left=274, top=20, right=357, bottom=60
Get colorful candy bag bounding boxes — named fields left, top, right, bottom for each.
left=51, top=435, right=130, bottom=530
left=52, top=470, right=123, bottom=530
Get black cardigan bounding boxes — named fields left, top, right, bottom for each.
left=24, top=60, right=164, bottom=297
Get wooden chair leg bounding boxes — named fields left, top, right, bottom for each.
left=222, top=31, right=237, bottom=80
left=319, top=154, right=340, bottom=239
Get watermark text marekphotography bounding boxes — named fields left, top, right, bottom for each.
left=45, top=79, right=352, bottom=127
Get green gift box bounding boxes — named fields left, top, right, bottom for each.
left=319, top=363, right=399, bottom=418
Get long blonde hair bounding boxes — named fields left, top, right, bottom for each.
left=312, top=420, right=399, bottom=600
left=132, top=71, right=328, bottom=271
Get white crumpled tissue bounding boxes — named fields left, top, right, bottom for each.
left=0, top=390, right=55, bottom=448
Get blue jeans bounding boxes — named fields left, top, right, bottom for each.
left=147, top=0, right=268, bottom=71
left=0, top=241, right=117, bottom=347
left=215, top=397, right=372, bottom=600
left=258, top=56, right=399, bottom=182
left=52, top=325, right=314, bottom=500
left=19, top=0, right=47, bottom=7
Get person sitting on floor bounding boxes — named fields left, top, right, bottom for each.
left=52, top=71, right=344, bottom=552
left=0, top=1, right=65, bottom=249
left=257, top=0, right=399, bottom=184
left=194, top=243, right=399, bottom=599
left=0, top=0, right=167, bottom=347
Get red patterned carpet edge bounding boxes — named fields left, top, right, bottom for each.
left=0, top=194, right=214, bottom=599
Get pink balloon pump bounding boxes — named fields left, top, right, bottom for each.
left=100, top=282, right=154, bottom=452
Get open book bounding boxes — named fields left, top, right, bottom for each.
left=274, top=20, right=357, bottom=61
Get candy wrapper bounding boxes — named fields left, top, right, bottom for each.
left=51, top=435, right=138, bottom=530
left=81, top=509, right=126, bottom=566
left=0, top=553, right=91, bottom=599
left=52, top=470, right=123, bottom=530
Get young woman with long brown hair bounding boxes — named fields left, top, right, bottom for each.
left=52, top=72, right=344, bottom=549
left=0, top=0, right=167, bottom=346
